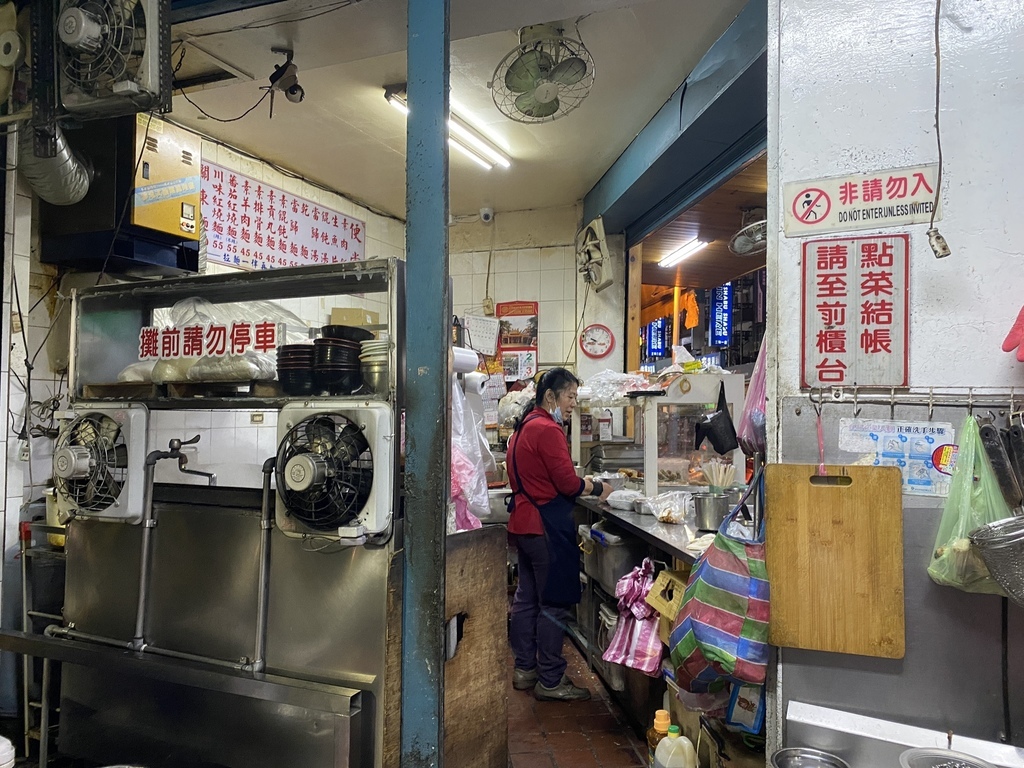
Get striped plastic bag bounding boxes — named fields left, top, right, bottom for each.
left=602, top=558, right=663, bottom=676
left=669, top=500, right=770, bottom=693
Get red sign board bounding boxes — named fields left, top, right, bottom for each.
left=139, top=321, right=278, bottom=360
left=801, top=234, right=909, bottom=388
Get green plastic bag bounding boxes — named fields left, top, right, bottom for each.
left=927, top=415, right=1009, bottom=594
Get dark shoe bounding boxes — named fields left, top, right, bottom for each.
left=533, top=675, right=591, bottom=702
left=512, top=667, right=538, bottom=691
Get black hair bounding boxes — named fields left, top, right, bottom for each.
left=512, top=367, right=579, bottom=432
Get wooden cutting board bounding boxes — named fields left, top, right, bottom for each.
left=765, top=464, right=905, bottom=658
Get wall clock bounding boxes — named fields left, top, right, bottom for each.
left=579, top=323, right=615, bottom=359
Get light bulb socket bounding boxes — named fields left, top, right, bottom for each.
left=927, top=227, right=950, bottom=259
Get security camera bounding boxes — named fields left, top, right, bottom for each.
left=480, top=207, right=494, bottom=224
left=269, top=53, right=303, bottom=104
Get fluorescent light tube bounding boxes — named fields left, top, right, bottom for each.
left=659, top=238, right=710, bottom=268
left=448, top=138, right=493, bottom=170
left=447, top=117, right=510, bottom=168
left=385, top=85, right=509, bottom=171
left=387, top=94, right=409, bottom=115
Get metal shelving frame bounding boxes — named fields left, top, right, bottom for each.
left=20, top=522, right=66, bottom=765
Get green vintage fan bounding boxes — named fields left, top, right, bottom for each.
left=489, top=23, right=595, bottom=124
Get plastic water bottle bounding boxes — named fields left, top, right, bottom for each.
left=654, top=724, right=696, bottom=768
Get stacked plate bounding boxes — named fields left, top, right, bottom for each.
left=277, top=344, right=316, bottom=395
left=313, top=338, right=362, bottom=395
left=359, top=339, right=390, bottom=364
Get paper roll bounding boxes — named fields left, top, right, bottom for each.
left=453, top=346, right=479, bottom=374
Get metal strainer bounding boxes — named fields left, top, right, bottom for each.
left=968, top=515, right=1024, bottom=607
left=900, top=747, right=997, bottom=768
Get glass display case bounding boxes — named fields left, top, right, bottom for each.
left=67, top=258, right=404, bottom=406
left=643, top=373, right=745, bottom=496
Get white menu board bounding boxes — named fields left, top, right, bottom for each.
left=200, top=161, right=366, bottom=271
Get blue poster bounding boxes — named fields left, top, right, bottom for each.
left=710, top=282, right=733, bottom=347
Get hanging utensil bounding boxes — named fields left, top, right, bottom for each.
left=979, top=422, right=1023, bottom=511
left=1005, top=425, right=1024, bottom=511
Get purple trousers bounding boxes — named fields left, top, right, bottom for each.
left=509, top=533, right=571, bottom=688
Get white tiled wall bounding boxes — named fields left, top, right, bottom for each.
left=150, top=408, right=278, bottom=489
left=0, top=135, right=64, bottom=713
left=451, top=245, right=580, bottom=366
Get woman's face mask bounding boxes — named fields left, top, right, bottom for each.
left=552, top=407, right=564, bottom=424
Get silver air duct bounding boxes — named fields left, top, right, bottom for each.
left=18, top=124, right=93, bottom=206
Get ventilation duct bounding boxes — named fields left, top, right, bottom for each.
left=18, top=124, right=93, bottom=206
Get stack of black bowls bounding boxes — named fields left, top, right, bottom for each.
left=277, top=344, right=316, bottom=395
left=313, top=337, right=362, bottom=395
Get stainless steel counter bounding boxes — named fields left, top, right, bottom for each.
left=576, top=497, right=695, bottom=564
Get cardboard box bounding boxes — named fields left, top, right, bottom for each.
left=645, top=568, right=690, bottom=646
left=330, top=308, right=380, bottom=328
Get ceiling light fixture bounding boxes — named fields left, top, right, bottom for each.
left=659, top=238, right=711, bottom=268
left=385, top=84, right=511, bottom=171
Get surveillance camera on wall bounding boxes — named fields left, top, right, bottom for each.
left=480, top=207, right=494, bottom=224
left=269, top=50, right=304, bottom=106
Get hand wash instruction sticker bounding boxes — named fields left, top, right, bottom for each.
left=838, top=418, right=955, bottom=497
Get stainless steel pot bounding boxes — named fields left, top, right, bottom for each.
left=693, top=493, right=728, bottom=531
left=771, top=748, right=851, bottom=768
left=724, top=485, right=747, bottom=509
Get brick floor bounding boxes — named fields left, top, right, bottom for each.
left=507, top=640, right=648, bottom=768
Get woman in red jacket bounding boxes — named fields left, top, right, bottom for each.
left=507, top=368, right=612, bottom=701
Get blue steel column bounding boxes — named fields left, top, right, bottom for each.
left=401, top=0, right=450, bottom=765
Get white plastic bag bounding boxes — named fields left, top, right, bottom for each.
left=498, top=384, right=535, bottom=427
left=117, top=361, right=156, bottom=383
left=606, top=489, right=643, bottom=511
left=585, top=369, right=651, bottom=406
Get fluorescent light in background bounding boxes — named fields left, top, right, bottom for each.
left=385, top=85, right=510, bottom=171
left=659, top=238, right=710, bottom=268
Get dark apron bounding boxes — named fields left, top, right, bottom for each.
left=509, top=415, right=582, bottom=606
left=535, top=493, right=582, bottom=605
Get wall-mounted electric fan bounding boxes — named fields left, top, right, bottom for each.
left=52, top=403, right=148, bottom=522
left=489, top=23, right=595, bottom=124
left=275, top=402, right=394, bottom=541
left=575, top=215, right=614, bottom=293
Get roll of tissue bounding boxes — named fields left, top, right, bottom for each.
left=453, top=346, right=480, bottom=374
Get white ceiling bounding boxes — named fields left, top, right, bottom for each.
left=170, top=0, right=748, bottom=220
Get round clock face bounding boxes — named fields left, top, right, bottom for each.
left=579, top=324, right=614, bottom=359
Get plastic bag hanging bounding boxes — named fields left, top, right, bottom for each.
left=927, top=415, right=1010, bottom=594
left=694, top=381, right=739, bottom=455
left=737, top=336, right=767, bottom=456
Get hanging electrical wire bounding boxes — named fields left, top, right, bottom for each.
left=927, top=0, right=949, bottom=259
left=564, top=282, right=591, bottom=367
left=176, top=86, right=272, bottom=123
left=94, top=114, right=154, bottom=285
left=171, top=46, right=272, bottom=123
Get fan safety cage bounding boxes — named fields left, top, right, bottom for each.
left=58, top=0, right=143, bottom=95
left=490, top=34, right=595, bottom=124
left=54, top=412, right=128, bottom=514
left=276, top=413, right=374, bottom=532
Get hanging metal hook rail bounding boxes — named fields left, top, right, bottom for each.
left=806, top=386, right=1023, bottom=413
